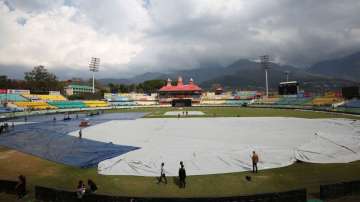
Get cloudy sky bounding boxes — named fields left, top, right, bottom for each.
left=1, top=0, right=360, bottom=79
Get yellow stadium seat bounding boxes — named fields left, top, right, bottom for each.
left=311, top=97, right=343, bottom=106
left=21, top=94, right=67, bottom=101
left=15, top=102, right=57, bottom=110
left=83, top=101, right=109, bottom=108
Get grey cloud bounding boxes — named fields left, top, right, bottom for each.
left=1, top=0, right=360, bottom=78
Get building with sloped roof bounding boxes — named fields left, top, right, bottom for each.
left=158, top=77, right=202, bottom=107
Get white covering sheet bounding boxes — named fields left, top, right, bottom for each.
left=164, top=111, right=205, bottom=116
left=68, top=117, right=360, bottom=176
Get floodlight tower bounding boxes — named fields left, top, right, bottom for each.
left=285, top=71, right=291, bottom=82
left=89, top=57, right=100, bottom=94
left=260, top=55, right=270, bottom=97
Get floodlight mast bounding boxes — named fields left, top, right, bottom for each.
left=285, top=71, right=290, bottom=82
left=89, top=57, right=100, bottom=94
left=260, top=55, right=270, bottom=97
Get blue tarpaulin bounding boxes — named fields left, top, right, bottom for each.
left=0, top=112, right=146, bottom=168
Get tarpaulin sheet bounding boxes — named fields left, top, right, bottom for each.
left=295, top=120, right=360, bottom=163
left=67, top=117, right=360, bottom=176
left=0, top=112, right=146, bottom=167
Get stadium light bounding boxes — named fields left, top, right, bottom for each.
left=260, top=55, right=270, bottom=97
left=285, top=71, right=290, bottom=82
left=89, top=57, right=100, bottom=94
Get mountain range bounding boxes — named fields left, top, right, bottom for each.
left=99, top=51, right=360, bottom=91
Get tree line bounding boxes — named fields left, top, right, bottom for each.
left=0, top=65, right=167, bottom=96
left=107, top=79, right=166, bottom=94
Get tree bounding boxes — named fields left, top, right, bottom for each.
left=24, top=65, right=62, bottom=92
left=0, top=75, right=9, bottom=89
left=142, top=79, right=166, bottom=94
left=0, top=75, right=27, bottom=89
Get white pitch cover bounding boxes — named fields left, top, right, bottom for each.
left=68, top=117, right=360, bottom=176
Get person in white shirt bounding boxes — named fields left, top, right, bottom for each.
left=157, top=162, right=167, bottom=184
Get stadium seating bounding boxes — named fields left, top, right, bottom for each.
left=200, top=99, right=226, bottom=105
left=83, top=100, right=109, bottom=108
left=105, top=94, right=136, bottom=106
left=14, top=102, right=57, bottom=110
left=254, top=97, right=280, bottom=105
left=275, top=97, right=312, bottom=106
left=109, top=101, right=135, bottom=106
left=0, top=106, right=9, bottom=113
left=0, top=94, right=28, bottom=102
left=311, top=97, right=343, bottom=106
left=105, top=94, right=131, bottom=101
left=48, top=101, right=87, bottom=109
left=225, top=100, right=251, bottom=105
left=22, top=94, right=66, bottom=101
left=342, top=99, right=360, bottom=108
left=233, top=91, right=258, bottom=99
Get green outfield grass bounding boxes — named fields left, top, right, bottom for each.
left=109, top=106, right=360, bottom=120
left=0, top=107, right=359, bottom=201
left=0, top=147, right=359, bottom=199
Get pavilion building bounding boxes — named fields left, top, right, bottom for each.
left=158, top=77, right=202, bottom=107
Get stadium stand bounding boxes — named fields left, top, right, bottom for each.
left=342, top=99, right=360, bottom=108
left=0, top=106, right=10, bottom=113
left=200, top=93, right=232, bottom=105
left=311, top=97, right=343, bottom=106
left=225, top=99, right=252, bottom=105
left=105, top=94, right=136, bottom=106
left=48, top=101, right=87, bottom=109
left=254, top=97, right=280, bottom=105
left=104, top=94, right=130, bottom=101
left=275, top=97, right=312, bottom=106
left=22, top=94, right=66, bottom=101
left=0, top=94, right=28, bottom=102
left=233, top=91, right=259, bottom=100
left=109, top=101, right=135, bottom=106
left=200, top=99, right=226, bottom=105
left=14, top=102, right=57, bottom=110
left=83, top=100, right=109, bottom=108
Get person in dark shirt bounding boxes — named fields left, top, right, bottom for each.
left=251, top=151, right=259, bottom=173
left=4, top=123, right=8, bottom=132
left=87, top=179, right=98, bottom=193
left=178, top=161, right=186, bottom=188
left=15, top=175, right=26, bottom=199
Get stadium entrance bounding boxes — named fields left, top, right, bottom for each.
left=158, top=77, right=202, bottom=107
left=171, top=99, right=192, bottom=107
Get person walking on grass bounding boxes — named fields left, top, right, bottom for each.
left=157, top=162, right=167, bottom=184
left=79, top=128, right=82, bottom=139
left=251, top=151, right=259, bottom=173
left=178, top=161, right=186, bottom=188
